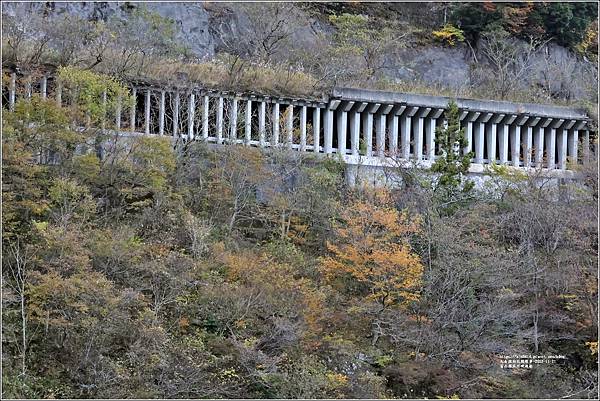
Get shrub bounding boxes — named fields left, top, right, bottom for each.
left=432, top=24, right=465, bottom=46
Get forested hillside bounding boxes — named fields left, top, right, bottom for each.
left=2, top=2, right=599, bottom=399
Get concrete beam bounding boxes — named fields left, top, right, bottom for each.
left=527, top=116, right=541, bottom=127
left=539, top=117, right=553, bottom=128
left=477, top=112, right=493, bottom=123
left=378, top=104, right=393, bottom=115
left=400, top=106, right=418, bottom=118
left=574, top=120, right=587, bottom=130
left=351, top=102, right=368, bottom=113
left=430, top=108, right=445, bottom=119
left=339, top=100, right=355, bottom=112
left=514, top=114, right=529, bottom=126
left=331, top=87, right=591, bottom=121
left=490, top=113, right=506, bottom=124
left=550, top=119, right=565, bottom=129
left=500, top=114, right=517, bottom=126
left=328, top=99, right=341, bottom=111
left=465, top=111, right=481, bottom=122
left=366, top=103, right=381, bottom=114
left=417, top=107, right=432, bottom=118
left=560, top=119, right=576, bottom=130
left=390, top=104, right=406, bottom=116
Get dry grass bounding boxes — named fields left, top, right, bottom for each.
left=142, top=59, right=324, bottom=99
left=141, top=58, right=593, bottom=110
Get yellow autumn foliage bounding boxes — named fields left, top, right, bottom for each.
left=321, top=188, right=423, bottom=308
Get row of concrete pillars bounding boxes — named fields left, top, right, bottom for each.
left=4, top=73, right=594, bottom=170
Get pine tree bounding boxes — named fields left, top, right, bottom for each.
left=431, top=100, right=474, bottom=213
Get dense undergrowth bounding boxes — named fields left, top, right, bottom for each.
left=2, top=67, right=598, bottom=399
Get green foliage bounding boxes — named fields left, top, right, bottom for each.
left=451, top=2, right=598, bottom=49
left=57, top=66, right=131, bottom=126
left=575, top=19, right=599, bottom=63
left=328, top=13, right=402, bottom=80
left=430, top=100, right=474, bottom=214
left=329, top=14, right=374, bottom=57
left=537, top=2, right=598, bottom=49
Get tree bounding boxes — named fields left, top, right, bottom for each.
left=205, top=146, right=271, bottom=233
left=430, top=100, right=474, bottom=214
left=321, top=187, right=423, bottom=344
left=450, top=2, right=598, bottom=50
left=328, top=13, right=409, bottom=83
left=536, top=2, right=598, bottom=49
left=476, top=26, right=545, bottom=100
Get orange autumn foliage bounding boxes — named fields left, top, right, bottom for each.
left=321, top=188, right=423, bottom=308
left=213, top=242, right=328, bottom=348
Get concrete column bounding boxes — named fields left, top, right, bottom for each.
left=583, top=130, right=590, bottom=164
left=9, top=72, right=16, bottom=111
left=557, top=129, right=568, bottom=169
left=313, top=108, right=321, bottom=152
left=499, top=124, right=509, bottom=164
left=230, top=98, right=238, bottom=142
left=56, top=81, right=62, bottom=107
left=25, top=78, right=32, bottom=99
left=426, top=118, right=436, bottom=161
left=533, top=126, right=545, bottom=167
left=273, top=102, right=280, bottom=146
left=389, top=115, right=399, bottom=155
left=375, top=114, right=386, bottom=157
left=259, top=101, right=266, bottom=147
left=350, top=111, right=360, bottom=156
left=415, top=117, right=424, bottom=160
left=245, top=100, right=252, bottom=145
left=188, top=92, right=195, bottom=140
left=41, top=76, right=47, bottom=99
left=324, top=109, right=334, bottom=154
left=216, top=96, right=223, bottom=143
left=286, top=104, right=294, bottom=148
left=173, top=91, right=180, bottom=138
left=401, top=116, right=412, bottom=160
left=202, top=96, right=209, bottom=140
left=115, top=95, right=122, bottom=130
left=145, top=90, right=151, bottom=135
left=474, top=123, right=485, bottom=163
left=337, top=110, right=348, bottom=155
left=523, top=126, right=533, bottom=167
left=545, top=128, right=556, bottom=169
left=486, top=123, right=497, bottom=163
left=567, top=129, right=578, bottom=166
left=130, top=88, right=136, bottom=132
left=300, top=106, right=307, bottom=151
left=464, top=121, right=473, bottom=154
left=159, top=91, right=165, bottom=136
left=509, top=125, right=520, bottom=167
left=362, top=113, right=373, bottom=157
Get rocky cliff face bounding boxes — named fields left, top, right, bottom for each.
left=2, top=1, right=594, bottom=98
left=2, top=1, right=215, bottom=59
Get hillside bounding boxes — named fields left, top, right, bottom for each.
left=2, top=2, right=598, bottom=106
left=1, top=2, right=598, bottom=400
